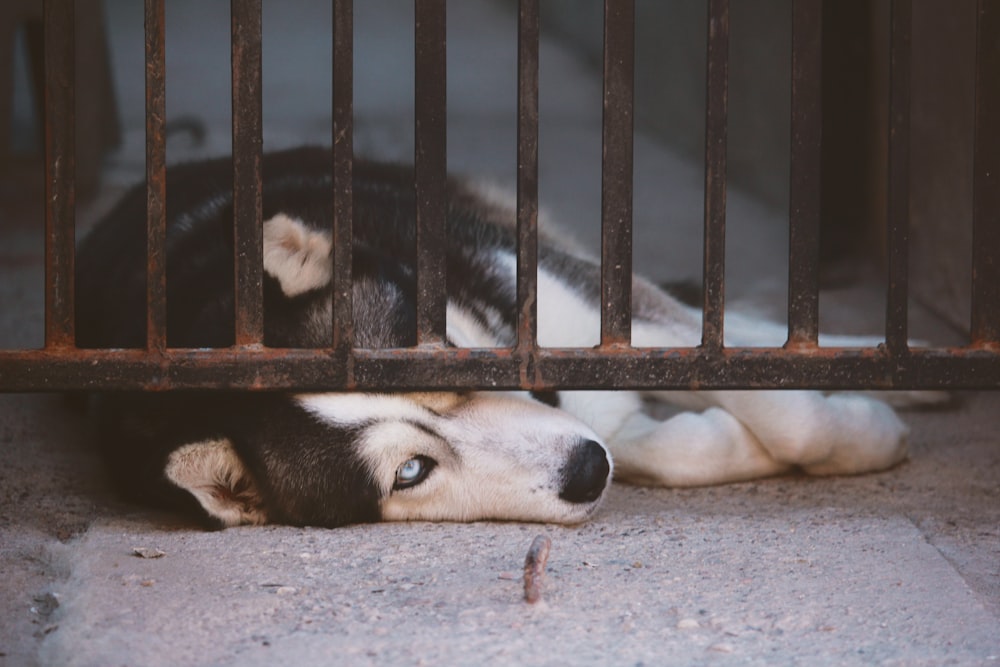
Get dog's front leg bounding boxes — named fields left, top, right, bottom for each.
left=699, top=390, right=909, bottom=476
left=602, top=388, right=909, bottom=486
left=557, top=391, right=785, bottom=486
left=605, top=407, right=792, bottom=486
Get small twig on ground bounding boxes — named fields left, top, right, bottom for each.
left=523, top=534, right=552, bottom=604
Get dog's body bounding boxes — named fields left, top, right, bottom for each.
left=77, top=147, right=913, bottom=528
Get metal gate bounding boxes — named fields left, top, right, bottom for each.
left=1, top=0, right=998, bottom=393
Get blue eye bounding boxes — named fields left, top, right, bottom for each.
left=393, top=456, right=436, bottom=490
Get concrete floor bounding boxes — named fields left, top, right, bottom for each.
left=1, top=0, right=998, bottom=664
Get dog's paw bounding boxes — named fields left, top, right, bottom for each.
left=800, top=394, right=909, bottom=476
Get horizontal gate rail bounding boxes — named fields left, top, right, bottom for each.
left=1, top=0, right=999, bottom=393
left=1, top=347, right=998, bottom=392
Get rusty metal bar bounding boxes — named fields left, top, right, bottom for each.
left=885, top=0, right=911, bottom=354
left=702, top=0, right=729, bottom=352
left=414, top=0, right=448, bottom=346
left=787, top=0, right=822, bottom=348
left=260, top=347, right=1000, bottom=391
left=231, top=0, right=264, bottom=347
left=332, top=0, right=355, bottom=375
left=599, top=0, right=635, bottom=347
left=43, top=0, right=75, bottom=349
left=516, top=0, right=540, bottom=358
left=145, top=0, right=167, bottom=351
left=972, top=0, right=1000, bottom=347
left=5, top=0, right=999, bottom=396
left=2, top=346, right=999, bottom=392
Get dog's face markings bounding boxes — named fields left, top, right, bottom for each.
left=247, top=216, right=612, bottom=525
left=296, top=391, right=612, bottom=524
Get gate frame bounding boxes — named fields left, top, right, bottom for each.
left=0, top=0, right=998, bottom=393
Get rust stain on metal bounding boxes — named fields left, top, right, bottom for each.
left=782, top=338, right=822, bottom=354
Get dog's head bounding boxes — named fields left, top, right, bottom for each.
left=161, top=212, right=611, bottom=527
left=164, top=391, right=611, bottom=527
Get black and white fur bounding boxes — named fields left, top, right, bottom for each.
left=76, top=147, right=919, bottom=529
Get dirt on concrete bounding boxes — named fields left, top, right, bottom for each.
left=0, top=391, right=997, bottom=665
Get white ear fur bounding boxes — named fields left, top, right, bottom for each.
left=262, top=213, right=333, bottom=297
left=164, top=439, right=268, bottom=526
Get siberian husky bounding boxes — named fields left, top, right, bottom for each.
left=76, top=146, right=919, bottom=529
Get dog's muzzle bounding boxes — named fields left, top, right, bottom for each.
left=558, top=439, right=611, bottom=504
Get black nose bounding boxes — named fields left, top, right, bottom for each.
left=558, top=439, right=610, bottom=504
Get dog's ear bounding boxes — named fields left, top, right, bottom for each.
left=164, top=439, right=268, bottom=527
left=262, top=213, right=333, bottom=297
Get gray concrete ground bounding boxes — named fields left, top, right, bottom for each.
left=2, top=1, right=999, bottom=664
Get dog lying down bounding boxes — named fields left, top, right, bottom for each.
left=76, top=147, right=934, bottom=529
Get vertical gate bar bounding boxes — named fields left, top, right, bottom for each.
left=885, top=0, right=911, bottom=354
left=600, top=0, right=635, bottom=347
left=702, top=0, right=729, bottom=351
left=145, top=0, right=167, bottom=351
left=516, top=0, right=540, bottom=355
left=231, top=0, right=264, bottom=347
left=414, top=0, right=448, bottom=346
left=332, top=0, right=355, bottom=365
left=787, top=0, right=822, bottom=347
left=971, top=0, right=1000, bottom=347
left=42, top=0, right=76, bottom=349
